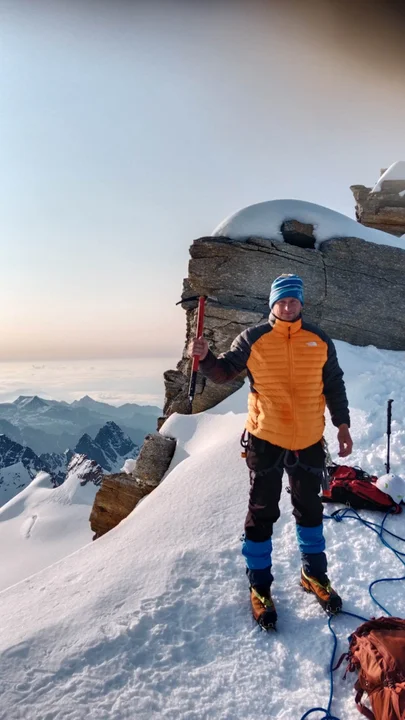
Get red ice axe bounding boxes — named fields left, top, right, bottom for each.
left=176, top=294, right=218, bottom=405
left=188, top=295, right=206, bottom=403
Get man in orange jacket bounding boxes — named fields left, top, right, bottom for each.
left=189, top=274, right=352, bottom=629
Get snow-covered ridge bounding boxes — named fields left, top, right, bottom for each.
left=0, top=341, right=404, bottom=719
left=0, top=461, right=98, bottom=592
left=0, top=435, right=55, bottom=505
left=212, top=198, right=405, bottom=250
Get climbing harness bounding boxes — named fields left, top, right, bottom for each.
left=240, top=431, right=328, bottom=485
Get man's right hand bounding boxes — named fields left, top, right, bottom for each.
left=188, top=337, right=209, bottom=361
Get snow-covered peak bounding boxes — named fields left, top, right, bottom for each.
left=0, top=462, right=34, bottom=506
left=66, top=454, right=104, bottom=486
left=74, top=422, right=138, bottom=473
left=212, top=198, right=405, bottom=250
left=95, top=421, right=132, bottom=451
left=372, top=161, right=405, bottom=192
left=13, top=395, right=49, bottom=411
left=77, top=395, right=93, bottom=404
left=75, top=433, right=108, bottom=470
left=72, top=395, right=102, bottom=410
left=94, top=421, right=138, bottom=465
left=0, top=435, right=53, bottom=504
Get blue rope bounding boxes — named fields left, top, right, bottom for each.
left=325, top=507, right=405, bottom=615
left=300, top=610, right=369, bottom=720
left=299, top=615, right=340, bottom=720
left=300, top=506, right=405, bottom=720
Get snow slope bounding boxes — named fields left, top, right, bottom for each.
left=0, top=342, right=404, bottom=720
left=212, top=198, right=405, bottom=249
left=0, top=467, right=97, bottom=591
left=0, top=461, right=33, bottom=506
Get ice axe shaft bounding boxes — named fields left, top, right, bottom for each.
left=175, top=294, right=219, bottom=408
left=385, top=399, right=393, bottom=474
left=175, top=294, right=219, bottom=406
left=188, top=296, right=206, bottom=403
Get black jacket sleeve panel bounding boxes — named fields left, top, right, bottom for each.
left=198, top=330, right=252, bottom=384
left=322, top=338, right=350, bottom=428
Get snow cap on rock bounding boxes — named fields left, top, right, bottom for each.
left=376, top=473, right=405, bottom=504
left=269, top=274, right=304, bottom=310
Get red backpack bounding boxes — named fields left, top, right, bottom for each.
left=322, top=465, right=402, bottom=514
left=338, top=617, right=405, bottom=719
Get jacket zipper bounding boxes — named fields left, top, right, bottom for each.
left=288, top=326, right=296, bottom=448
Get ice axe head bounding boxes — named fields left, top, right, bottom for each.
left=175, top=294, right=219, bottom=307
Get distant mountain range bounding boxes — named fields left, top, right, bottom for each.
left=0, top=393, right=158, bottom=506
left=0, top=420, right=139, bottom=505
left=0, top=395, right=160, bottom=455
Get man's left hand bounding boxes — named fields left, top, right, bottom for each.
left=337, top=424, right=353, bottom=457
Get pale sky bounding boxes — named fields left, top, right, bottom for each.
left=1, top=0, right=405, bottom=362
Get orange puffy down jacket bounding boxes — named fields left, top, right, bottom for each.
left=199, top=315, right=350, bottom=451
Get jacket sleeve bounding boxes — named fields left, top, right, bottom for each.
left=323, top=339, right=350, bottom=428
left=198, top=330, right=251, bottom=384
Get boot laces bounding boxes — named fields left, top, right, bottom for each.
left=302, top=570, right=333, bottom=594
left=251, top=586, right=274, bottom=609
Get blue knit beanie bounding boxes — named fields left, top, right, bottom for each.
left=269, top=274, right=304, bottom=309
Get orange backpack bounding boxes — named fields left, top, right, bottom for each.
left=340, top=617, right=405, bottom=719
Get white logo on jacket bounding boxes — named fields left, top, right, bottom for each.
left=306, top=341, right=318, bottom=346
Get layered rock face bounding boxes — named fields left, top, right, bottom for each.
left=89, top=473, right=146, bottom=539
left=164, top=232, right=405, bottom=417
left=89, top=434, right=176, bottom=539
left=351, top=166, right=405, bottom=237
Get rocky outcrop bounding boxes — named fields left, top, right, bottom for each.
left=132, top=433, right=177, bottom=490
left=89, top=473, right=146, bottom=539
left=89, top=434, right=176, bottom=538
left=163, top=232, right=405, bottom=417
left=281, top=219, right=315, bottom=248
left=351, top=167, right=405, bottom=237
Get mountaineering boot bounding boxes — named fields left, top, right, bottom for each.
left=250, top=585, right=278, bottom=630
left=300, top=569, right=342, bottom=615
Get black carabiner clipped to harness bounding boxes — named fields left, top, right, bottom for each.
left=240, top=429, right=249, bottom=458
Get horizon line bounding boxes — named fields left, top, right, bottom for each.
left=0, top=355, right=179, bottom=364
left=2, top=393, right=163, bottom=409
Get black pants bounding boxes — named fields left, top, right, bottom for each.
left=243, top=433, right=327, bottom=584
left=244, top=433, right=325, bottom=540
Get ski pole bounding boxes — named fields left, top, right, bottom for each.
left=188, top=295, right=206, bottom=403
left=385, top=399, right=393, bottom=474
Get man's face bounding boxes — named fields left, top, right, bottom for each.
left=272, top=296, right=302, bottom=322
